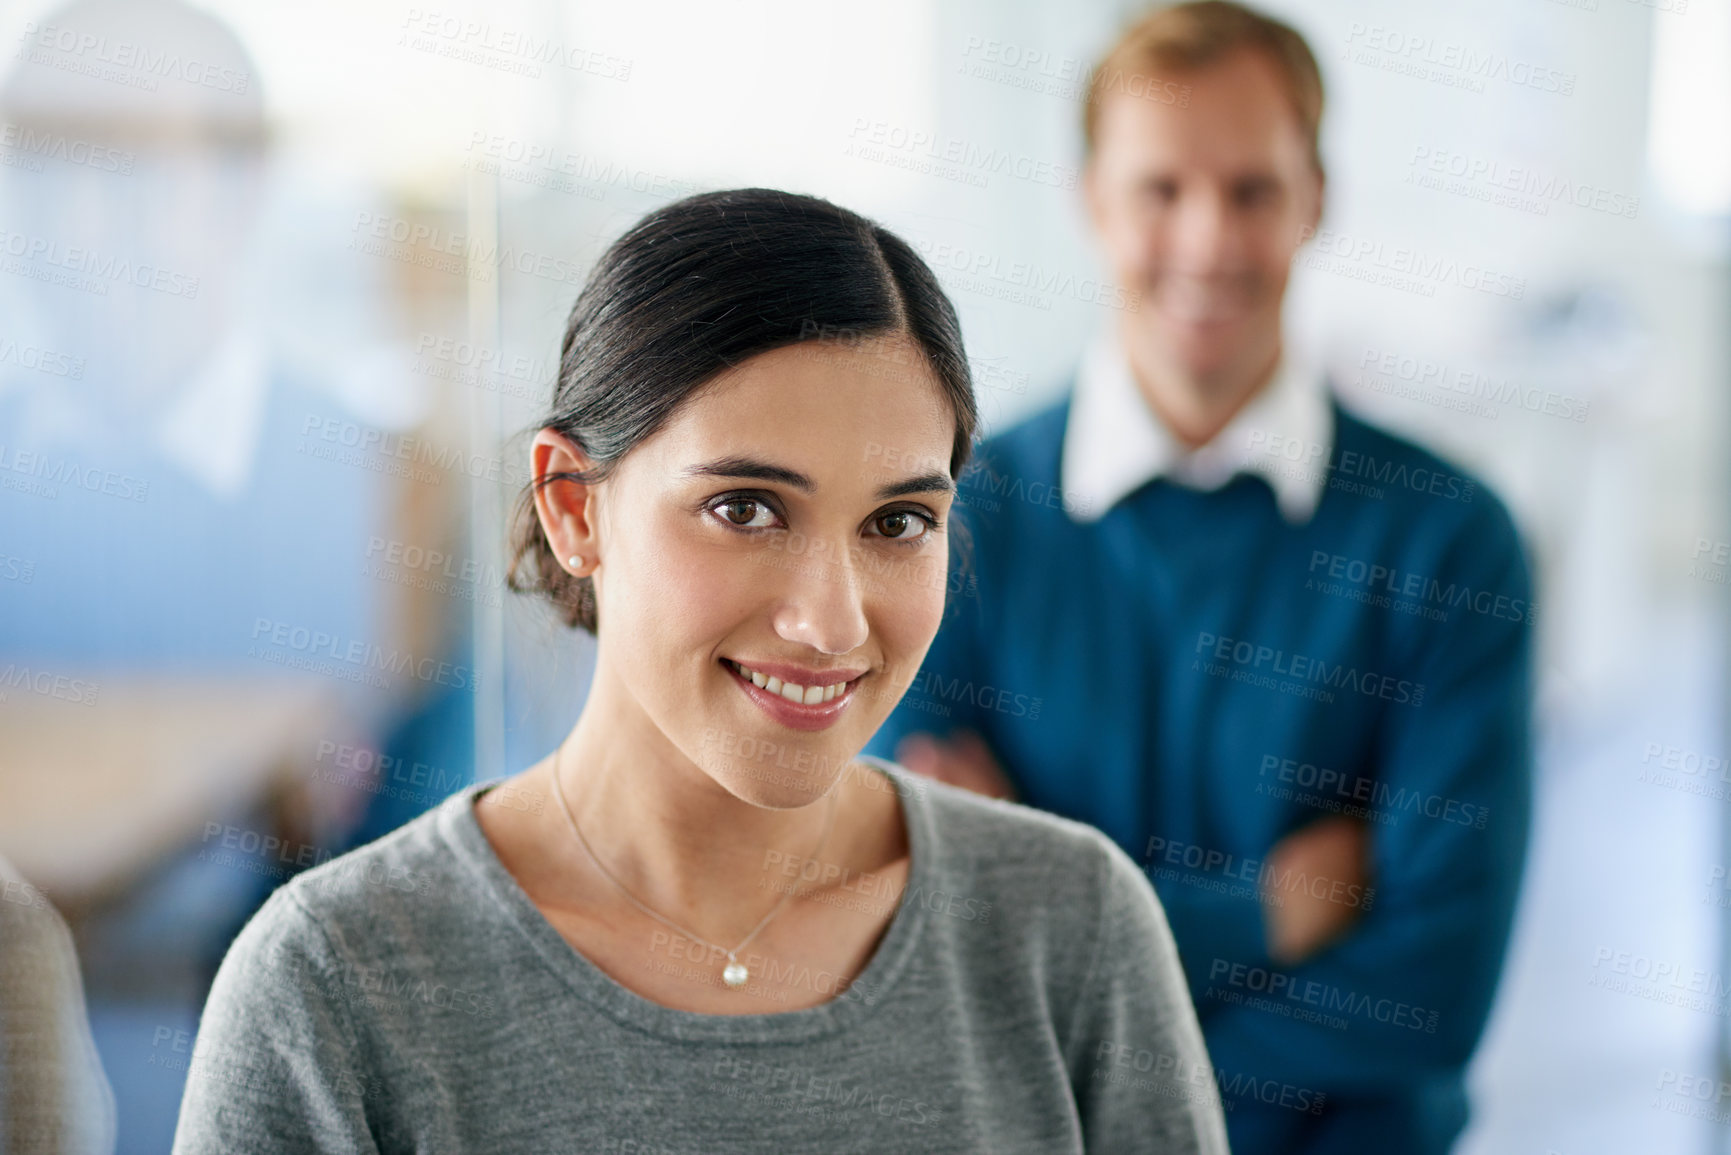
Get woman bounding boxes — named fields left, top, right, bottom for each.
left=172, top=189, right=1228, bottom=1153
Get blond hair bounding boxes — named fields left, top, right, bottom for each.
left=1083, top=1, right=1325, bottom=174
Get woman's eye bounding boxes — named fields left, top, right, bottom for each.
left=713, top=498, right=778, bottom=529
left=873, top=510, right=930, bottom=542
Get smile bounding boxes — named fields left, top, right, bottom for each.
left=720, top=658, right=867, bottom=733
left=725, top=659, right=855, bottom=704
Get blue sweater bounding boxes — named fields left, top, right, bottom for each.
left=864, top=391, right=1534, bottom=1155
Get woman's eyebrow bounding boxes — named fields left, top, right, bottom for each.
left=683, top=455, right=956, bottom=499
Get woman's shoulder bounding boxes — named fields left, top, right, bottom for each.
left=237, top=787, right=487, bottom=968
left=878, top=759, right=1146, bottom=929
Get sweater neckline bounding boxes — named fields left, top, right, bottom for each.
left=438, top=753, right=934, bottom=1044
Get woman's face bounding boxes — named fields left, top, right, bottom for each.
left=563, top=334, right=960, bottom=808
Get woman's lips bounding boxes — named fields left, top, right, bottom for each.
left=721, top=658, right=864, bottom=732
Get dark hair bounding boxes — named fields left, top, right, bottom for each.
left=506, top=187, right=979, bottom=634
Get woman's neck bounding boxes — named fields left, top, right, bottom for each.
left=550, top=670, right=855, bottom=926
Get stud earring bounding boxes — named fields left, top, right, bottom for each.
left=568, top=555, right=584, bottom=570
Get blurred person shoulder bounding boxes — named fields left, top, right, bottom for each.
left=946, top=391, right=1076, bottom=576
left=1331, top=396, right=1529, bottom=571
left=964, top=393, right=1071, bottom=498
left=0, top=855, right=119, bottom=1155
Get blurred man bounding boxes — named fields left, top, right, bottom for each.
left=0, top=5, right=430, bottom=1145
left=865, top=4, right=1534, bottom=1153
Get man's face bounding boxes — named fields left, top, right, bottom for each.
left=1084, top=48, right=1323, bottom=385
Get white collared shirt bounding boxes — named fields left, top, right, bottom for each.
left=1059, top=328, right=1333, bottom=526
left=152, top=330, right=271, bottom=502
left=0, top=328, right=270, bottom=502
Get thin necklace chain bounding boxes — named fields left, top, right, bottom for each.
left=549, top=741, right=840, bottom=976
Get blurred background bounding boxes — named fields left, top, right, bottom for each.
left=0, top=0, right=1724, bottom=1150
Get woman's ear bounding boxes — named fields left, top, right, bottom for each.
left=531, top=428, right=600, bottom=575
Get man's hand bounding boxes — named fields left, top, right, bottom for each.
left=1262, top=816, right=1373, bottom=966
left=893, top=729, right=1017, bottom=801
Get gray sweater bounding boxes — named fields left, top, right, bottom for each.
left=171, top=759, right=1228, bottom=1153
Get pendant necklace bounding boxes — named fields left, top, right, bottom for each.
left=549, top=741, right=840, bottom=989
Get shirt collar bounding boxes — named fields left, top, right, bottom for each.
left=150, top=329, right=270, bottom=501
left=1060, top=327, right=1332, bottom=526
left=0, top=329, right=268, bottom=500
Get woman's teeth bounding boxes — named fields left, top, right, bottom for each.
left=727, top=660, right=846, bottom=705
